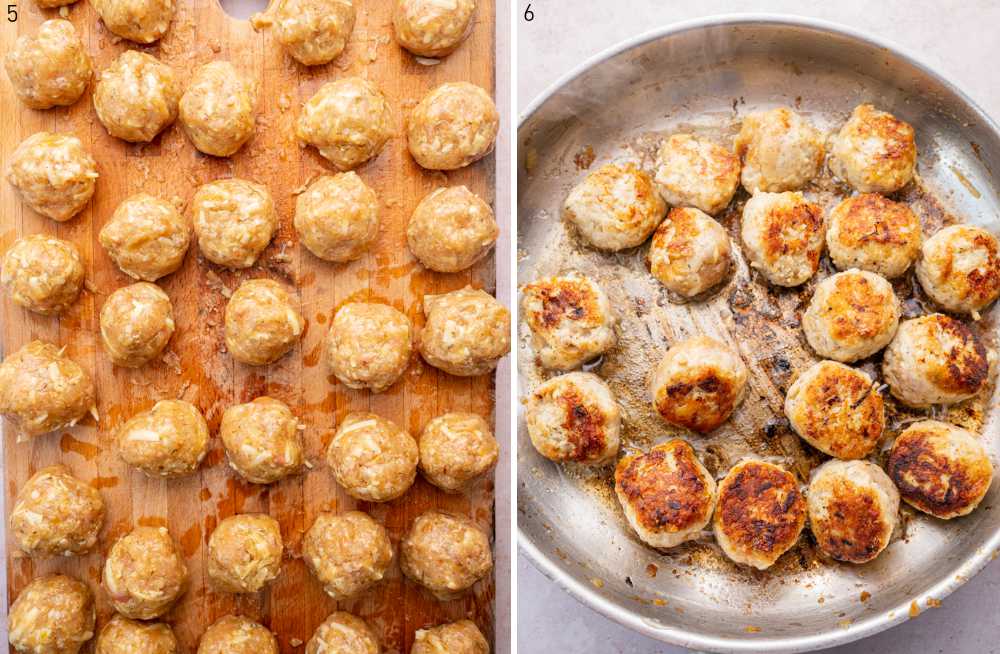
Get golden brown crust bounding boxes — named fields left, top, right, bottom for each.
left=833, top=194, right=918, bottom=249
left=652, top=364, right=743, bottom=434
left=810, top=479, right=890, bottom=563
left=820, top=272, right=897, bottom=345
left=924, top=315, right=990, bottom=395
left=761, top=199, right=824, bottom=266
left=554, top=386, right=611, bottom=462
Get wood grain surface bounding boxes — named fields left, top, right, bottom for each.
left=0, top=1, right=499, bottom=652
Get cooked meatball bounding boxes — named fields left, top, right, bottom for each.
left=713, top=460, right=807, bottom=570
left=888, top=420, right=993, bottom=519
left=882, top=313, right=995, bottom=407
left=830, top=104, right=917, bottom=194
left=418, top=412, right=499, bottom=492
left=303, top=511, right=393, bottom=600
left=7, top=132, right=97, bottom=221
left=95, top=615, right=178, bottom=654
left=116, top=399, right=209, bottom=478
left=802, top=269, right=900, bottom=362
left=179, top=61, right=256, bottom=157
left=654, top=134, right=740, bottom=215
left=407, top=82, right=499, bottom=170
left=93, top=50, right=180, bottom=142
left=193, top=178, right=277, bottom=269
left=220, top=397, right=304, bottom=484
left=826, top=193, right=922, bottom=278
left=648, top=207, right=733, bottom=298
left=400, top=510, right=492, bottom=599
left=5, top=19, right=92, bottom=110
left=2, top=235, right=84, bottom=315
left=8, top=575, right=94, bottom=654
left=327, top=412, right=418, bottom=502
left=614, top=439, right=716, bottom=549
left=305, top=613, right=379, bottom=654
left=563, top=162, right=666, bottom=251
left=324, top=302, right=412, bottom=392
left=207, top=514, right=283, bottom=593
left=103, top=526, right=187, bottom=620
left=92, top=0, right=175, bottom=43
left=0, top=340, right=95, bottom=438
left=735, top=107, right=824, bottom=193
left=100, top=282, right=175, bottom=368
left=10, top=465, right=104, bottom=558
left=418, top=287, right=510, bottom=376
left=525, top=372, right=620, bottom=465
left=406, top=186, right=498, bottom=272
left=741, top=191, right=825, bottom=287
left=650, top=336, right=748, bottom=434
left=916, top=224, right=1000, bottom=316
left=296, top=77, right=392, bottom=171
left=224, top=279, right=304, bottom=366
left=394, top=0, right=476, bottom=58
left=520, top=273, right=614, bottom=370
left=294, top=172, right=379, bottom=263
left=197, top=616, right=278, bottom=654
left=100, top=194, right=190, bottom=281
left=268, top=0, right=356, bottom=66
left=412, top=621, right=487, bottom=654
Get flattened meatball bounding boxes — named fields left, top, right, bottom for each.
left=741, top=191, right=825, bottom=287
left=198, top=616, right=278, bottom=654
left=103, top=526, right=187, bottom=620
left=8, top=575, right=94, bottom=654
left=521, top=273, right=614, bottom=370
left=394, top=0, right=476, bottom=58
left=117, top=399, right=209, bottom=478
left=830, top=104, right=916, bottom=194
left=220, top=397, right=304, bottom=484
left=614, top=439, right=716, bottom=549
left=916, top=224, right=1000, bottom=316
left=412, top=621, right=487, bottom=654
left=5, top=19, right=92, bottom=110
left=418, top=412, right=499, bottom=491
left=654, top=134, right=740, bottom=215
left=802, top=269, right=900, bottom=362
left=563, top=162, right=666, bottom=251
left=407, top=82, right=498, bottom=170
left=224, top=279, right=304, bottom=366
left=208, top=514, right=283, bottom=593
left=92, top=0, right=175, bottom=43
left=295, top=172, right=379, bottom=263
left=400, top=510, right=492, bottom=599
left=7, top=132, right=97, bottom=221
left=10, top=465, right=104, bottom=558
left=93, top=51, right=180, bottom=142
left=647, top=207, right=733, bottom=298
left=296, top=77, right=392, bottom=171
left=525, top=372, right=620, bottom=465
left=327, top=412, right=418, bottom=502
left=650, top=336, right=748, bottom=434
left=306, top=613, right=379, bottom=654
left=735, top=107, right=824, bottom=193
left=179, top=61, right=257, bottom=157
left=2, top=235, right=84, bottom=315
left=267, top=0, right=356, bottom=66
left=303, top=511, right=393, bottom=600
left=100, top=282, right=175, bottom=367
left=407, top=186, right=498, bottom=272
left=713, top=460, right=806, bottom=570
left=826, top=194, right=922, bottom=278
left=418, top=287, right=510, bottom=376
left=95, top=615, right=178, bottom=654
left=100, top=194, right=190, bottom=281
left=324, top=302, right=412, bottom=392
left=193, top=178, right=277, bottom=269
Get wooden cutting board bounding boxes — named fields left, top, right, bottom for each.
left=0, top=1, right=498, bottom=652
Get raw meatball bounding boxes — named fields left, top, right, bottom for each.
left=826, top=193, right=922, bottom=278
left=882, top=313, right=994, bottom=407
left=0, top=340, right=95, bottom=438
left=713, top=460, right=807, bottom=570
left=10, top=465, right=104, bottom=557
left=406, top=186, right=498, bottom=272
left=2, top=235, right=84, bottom=315
left=400, top=510, right=492, bottom=599
left=654, top=134, right=740, bottom=215
left=741, top=191, right=825, bottom=286
left=830, top=104, right=917, bottom=194
left=887, top=420, right=993, bottom=519
left=8, top=575, right=95, bottom=654
left=192, top=178, right=277, bottom=269
left=179, top=61, right=256, bottom=157
left=95, top=615, right=178, bottom=654
left=412, top=621, right=487, bottom=654
left=198, top=616, right=278, bottom=654
left=407, top=82, right=499, bottom=170
left=614, top=439, right=716, bottom=549
left=7, top=132, right=97, bottom=221
left=735, top=107, right=825, bottom=193
left=5, top=19, right=92, bottom=109
left=324, top=302, right=412, bottom=392
left=525, top=372, right=620, bottom=465
left=563, top=162, right=666, bottom=251
left=268, top=0, right=356, bottom=66
left=418, top=287, right=510, bottom=376
left=520, top=273, right=614, bottom=370
left=116, top=399, right=209, bottom=478
left=650, top=336, right=748, bottom=434
left=296, top=77, right=392, bottom=170
left=647, top=207, right=733, bottom=298
left=93, top=51, right=180, bottom=142
left=100, top=194, right=190, bottom=281
left=916, top=224, right=1000, bottom=316
left=801, top=269, right=900, bottom=363
left=326, top=412, right=418, bottom=502
left=92, top=0, right=175, bottom=43
left=303, top=511, right=393, bottom=600
left=100, top=282, right=175, bottom=367
left=207, top=514, right=283, bottom=593
left=220, top=397, right=304, bottom=484
left=306, top=613, right=379, bottom=654
left=224, top=279, right=304, bottom=366
left=394, top=0, right=476, bottom=58
left=418, top=412, right=499, bottom=491
left=294, top=172, right=379, bottom=263
left=103, top=526, right=187, bottom=620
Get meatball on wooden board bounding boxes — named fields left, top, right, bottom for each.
left=1, top=1, right=502, bottom=652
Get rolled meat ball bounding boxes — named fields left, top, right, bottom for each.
left=830, top=104, right=916, bottom=194
left=7, top=132, right=97, bottom=221
left=10, top=465, right=104, bottom=558
left=95, top=615, right=178, bottom=654
left=207, top=514, right=283, bottom=593
left=5, top=19, right=92, bottom=109
left=327, top=413, right=418, bottom=502
left=525, top=372, right=620, bottom=465
left=294, top=172, right=379, bottom=263
left=394, top=0, right=476, bottom=58
left=418, top=412, right=499, bottom=492
left=296, top=77, right=392, bottom=170
left=179, top=61, right=257, bottom=157
left=193, top=178, right=277, bottom=269
left=412, top=621, right=486, bottom=654
left=91, top=0, right=175, bottom=43
left=220, top=397, right=304, bottom=484
left=406, top=186, right=498, bottom=273
left=826, top=193, right=922, bottom=278
left=100, top=282, right=175, bottom=368
left=802, top=269, right=900, bottom=363
left=741, top=191, right=825, bottom=287
left=197, top=616, right=278, bottom=654
left=116, top=399, right=209, bottom=478
left=407, top=82, right=499, bottom=170
left=103, top=526, right=187, bottom=620
left=8, top=575, right=95, bottom=654
left=2, top=235, right=84, bottom=315
left=266, top=0, right=356, bottom=66
left=418, top=287, right=510, bottom=376
left=303, top=511, right=393, bottom=600
left=654, top=134, right=740, bottom=215
left=734, top=106, right=824, bottom=193
left=400, top=510, right=492, bottom=599
left=916, top=224, right=1000, bottom=316
left=306, top=613, right=379, bottom=654
left=99, top=194, right=190, bottom=281
left=564, top=162, right=666, bottom=251
left=93, top=51, right=180, bottom=142
left=224, top=279, right=304, bottom=366
left=520, top=272, right=614, bottom=370
left=647, top=207, right=733, bottom=298
left=324, top=302, right=412, bottom=392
